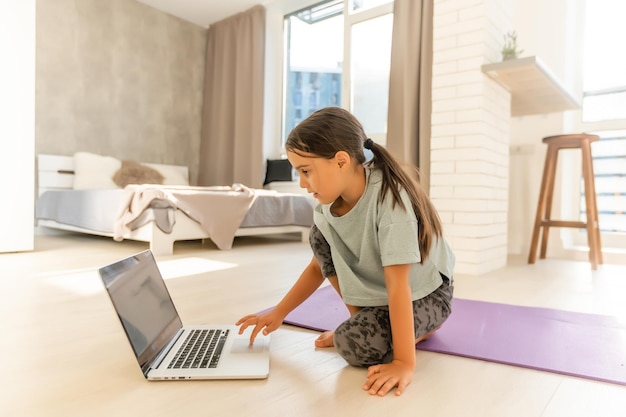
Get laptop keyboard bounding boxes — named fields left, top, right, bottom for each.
left=168, top=329, right=229, bottom=369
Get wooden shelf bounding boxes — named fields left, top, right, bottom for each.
left=481, top=56, right=581, bottom=116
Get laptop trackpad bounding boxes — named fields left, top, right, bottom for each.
left=231, top=338, right=266, bottom=354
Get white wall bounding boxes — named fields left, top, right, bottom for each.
left=431, top=0, right=513, bottom=275
left=0, top=0, right=35, bottom=253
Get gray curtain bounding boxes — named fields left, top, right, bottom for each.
left=198, top=5, right=265, bottom=188
left=386, top=0, right=433, bottom=193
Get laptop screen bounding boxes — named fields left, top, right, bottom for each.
left=99, top=250, right=183, bottom=374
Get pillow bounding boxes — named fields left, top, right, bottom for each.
left=73, top=152, right=121, bottom=189
left=145, top=163, right=190, bottom=186
left=113, top=160, right=165, bottom=188
left=263, top=159, right=293, bottom=185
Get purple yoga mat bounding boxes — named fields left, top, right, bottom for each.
left=267, top=285, right=626, bottom=386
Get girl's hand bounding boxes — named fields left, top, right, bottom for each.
left=236, top=309, right=285, bottom=345
left=363, top=360, right=414, bottom=397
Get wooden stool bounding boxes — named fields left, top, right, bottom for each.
left=528, top=133, right=603, bottom=269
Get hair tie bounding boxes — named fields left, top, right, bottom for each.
left=364, top=138, right=374, bottom=150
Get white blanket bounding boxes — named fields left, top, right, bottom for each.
left=114, top=184, right=257, bottom=250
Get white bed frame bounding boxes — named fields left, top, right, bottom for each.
left=36, top=154, right=310, bottom=255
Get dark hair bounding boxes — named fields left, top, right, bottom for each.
left=286, top=107, right=443, bottom=260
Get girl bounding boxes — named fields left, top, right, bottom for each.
left=237, top=107, right=454, bottom=397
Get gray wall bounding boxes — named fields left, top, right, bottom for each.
left=35, top=0, right=206, bottom=184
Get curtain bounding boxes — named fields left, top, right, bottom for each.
left=386, top=0, right=433, bottom=193
left=198, top=5, right=265, bottom=188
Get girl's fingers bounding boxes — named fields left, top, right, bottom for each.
left=236, top=315, right=256, bottom=333
left=249, top=324, right=263, bottom=344
left=395, top=380, right=409, bottom=396
left=236, top=312, right=281, bottom=343
left=235, top=314, right=254, bottom=326
left=364, top=375, right=396, bottom=396
left=366, top=364, right=381, bottom=377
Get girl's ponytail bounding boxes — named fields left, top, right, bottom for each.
left=365, top=141, right=442, bottom=261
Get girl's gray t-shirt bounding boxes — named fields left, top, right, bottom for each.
left=314, top=168, right=455, bottom=307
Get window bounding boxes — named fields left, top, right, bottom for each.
left=283, top=3, right=343, bottom=141
left=581, top=130, right=626, bottom=234
left=582, top=1, right=626, bottom=123
left=282, top=0, right=393, bottom=145
left=349, top=13, right=393, bottom=143
left=577, top=0, right=626, bottom=243
left=349, top=0, right=390, bottom=13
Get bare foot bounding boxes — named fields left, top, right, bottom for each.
left=315, top=330, right=335, bottom=348
left=415, top=325, right=442, bottom=345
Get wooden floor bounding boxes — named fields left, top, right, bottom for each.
left=2, top=233, right=625, bottom=416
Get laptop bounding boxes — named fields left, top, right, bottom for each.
left=98, top=249, right=270, bottom=380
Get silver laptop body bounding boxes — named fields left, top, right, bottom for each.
left=98, top=250, right=270, bottom=380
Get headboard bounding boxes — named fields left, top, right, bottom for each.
left=37, top=154, right=190, bottom=196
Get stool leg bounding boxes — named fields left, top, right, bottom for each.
left=529, top=145, right=557, bottom=264
left=585, top=140, right=603, bottom=265
left=581, top=141, right=600, bottom=269
left=590, top=174, right=603, bottom=265
left=540, top=147, right=559, bottom=259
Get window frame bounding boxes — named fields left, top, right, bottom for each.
left=277, top=0, right=393, bottom=148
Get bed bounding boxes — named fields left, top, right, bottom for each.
left=35, top=153, right=313, bottom=255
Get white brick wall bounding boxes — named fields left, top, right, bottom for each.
left=432, top=0, right=512, bottom=275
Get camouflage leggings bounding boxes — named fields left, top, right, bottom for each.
left=310, top=225, right=454, bottom=367
left=333, top=277, right=453, bottom=367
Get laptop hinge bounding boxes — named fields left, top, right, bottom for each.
left=146, top=329, right=185, bottom=376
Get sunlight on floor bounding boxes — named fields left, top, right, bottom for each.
left=158, top=257, right=238, bottom=280
left=39, top=257, right=238, bottom=296
left=40, top=268, right=104, bottom=296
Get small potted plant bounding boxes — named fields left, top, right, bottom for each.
left=501, top=31, right=523, bottom=61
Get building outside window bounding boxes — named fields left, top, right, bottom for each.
left=282, top=0, right=393, bottom=145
